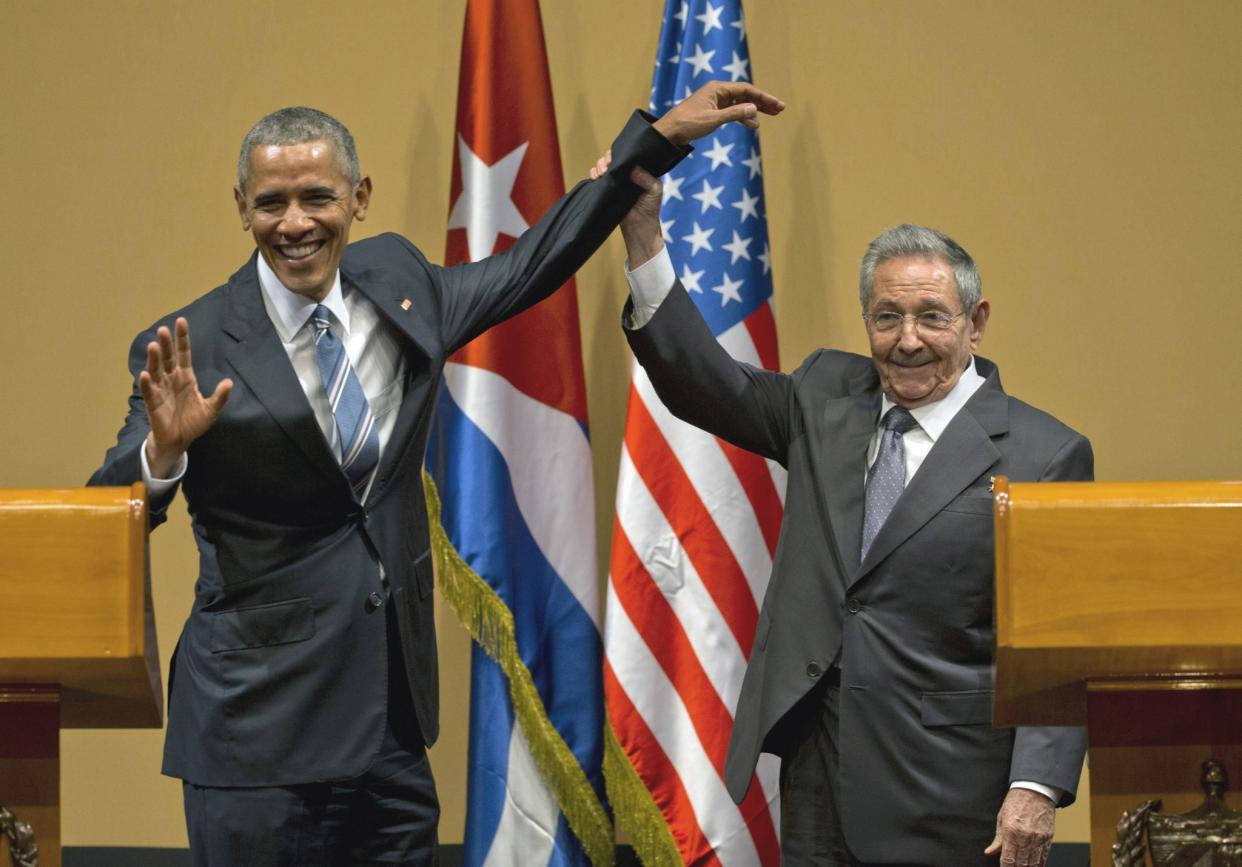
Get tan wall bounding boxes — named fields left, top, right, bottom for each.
left=4, top=0, right=1239, bottom=850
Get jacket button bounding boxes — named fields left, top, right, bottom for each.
left=367, top=591, right=384, bottom=609
left=846, top=598, right=862, bottom=614
left=806, top=662, right=822, bottom=678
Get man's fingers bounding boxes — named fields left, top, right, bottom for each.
left=175, top=317, right=193, bottom=371
left=984, top=832, right=1002, bottom=856
left=157, top=326, right=176, bottom=374
left=628, top=166, right=661, bottom=195
left=701, top=102, right=761, bottom=133
left=208, top=378, right=234, bottom=415
left=714, top=82, right=785, bottom=115
left=145, top=341, right=163, bottom=379
left=589, top=148, right=613, bottom=180
left=138, top=369, right=157, bottom=406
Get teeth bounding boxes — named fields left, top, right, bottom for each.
left=281, top=242, right=321, bottom=260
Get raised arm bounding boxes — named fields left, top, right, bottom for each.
left=431, top=81, right=783, bottom=355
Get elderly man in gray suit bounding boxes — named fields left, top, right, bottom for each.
left=595, top=156, right=1092, bottom=865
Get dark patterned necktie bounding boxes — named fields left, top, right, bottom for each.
left=861, top=406, right=919, bottom=559
left=311, top=304, right=379, bottom=499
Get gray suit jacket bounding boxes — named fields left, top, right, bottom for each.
left=626, top=283, right=1092, bottom=865
left=87, top=112, right=686, bottom=788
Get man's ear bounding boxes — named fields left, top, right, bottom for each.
left=234, top=186, right=252, bottom=231
left=969, top=298, right=990, bottom=349
left=352, top=176, right=373, bottom=221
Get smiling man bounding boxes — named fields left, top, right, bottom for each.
left=614, top=180, right=1093, bottom=867
left=89, top=86, right=784, bottom=866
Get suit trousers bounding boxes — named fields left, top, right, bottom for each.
left=183, top=601, right=439, bottom=866
left=777, top=669, right=933, bottom=867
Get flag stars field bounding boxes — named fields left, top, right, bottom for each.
left=686, top=43, right=715, bottom=76
left=732, top=188, right=759, bottom=222
left=741, top=146, right=762, bottom=179
left=703, top=137, right=734, bottom=170
left=680, top=264, right=706, bottom=294
left=723, top=51, right=750, bottom=82
left=696, top=1, right=724, bottom=34
left=661, top=218, right=676, bottom=243
left=722, top=230, right=752, bottom=264
left=711, top=272, right=744, bottom=305
left=663, top=174, right=685, bottom=201
left=683, top=222, right=715, bottom=255
left=692, top=178, right=725, bottom=212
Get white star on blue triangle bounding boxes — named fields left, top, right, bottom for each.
left=650, top=0, right=773, bottom=337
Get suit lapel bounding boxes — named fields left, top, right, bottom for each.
left=220, top=256, right=347, bottom=491
left=343, top=261, right=438, bottom=504
left=817, top=369, right=882, bottom=578
left=343, top=259, right=438, bottom=361
left=853, top=363, right=1008, bottom=581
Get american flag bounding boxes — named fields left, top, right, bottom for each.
left=603, top=1, right=785, bottom=864
left=426, top=0, right=610, bottom=863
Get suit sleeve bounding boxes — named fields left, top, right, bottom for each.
left=432, top=111, right=688, bottom=355
left=624, top=280, right=796, bottom=466
left=87, top=326, right=180, bottom=528
left=1009, top=432, right=1094, bottom=805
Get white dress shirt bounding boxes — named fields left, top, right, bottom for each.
left=622, top=247, right=1062, bottom=804
left=142, top=256, right=406, bottom=502
left=866, top=360, right=985, bottom=483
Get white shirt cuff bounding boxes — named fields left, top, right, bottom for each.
left=140, top=442, right=187, bottom=497
left=624, top=247, right=676, bottom=329
left=1010, top=780, right=1062, bottom=804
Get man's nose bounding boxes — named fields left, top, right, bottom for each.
left=279, top=204, right=313, bottom=236
left=897, top=318, right=924, bottom=352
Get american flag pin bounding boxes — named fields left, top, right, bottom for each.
left=400, top=298, right=413, bottom=311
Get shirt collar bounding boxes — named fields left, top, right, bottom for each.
left=256, top=254, right=350, bottom=342
left=880, top=356, right=985, bottom=441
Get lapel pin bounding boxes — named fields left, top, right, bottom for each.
left=400, top=298, right=413, bottom=311
left=988, top=476, right=996, bottom=493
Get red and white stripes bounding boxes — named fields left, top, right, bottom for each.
left=606, top=308, right=784, bottom=866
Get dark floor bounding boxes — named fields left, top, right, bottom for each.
left=63, top=842, right=1090, bottom=866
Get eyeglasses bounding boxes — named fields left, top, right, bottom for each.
left=862, top=310, right=966, bottom=333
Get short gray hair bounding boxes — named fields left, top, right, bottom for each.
left=237, top=107, right=360, bottom=190
left=858, top=224, right=981, bottom=313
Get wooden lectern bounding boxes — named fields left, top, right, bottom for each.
left=0, top=485, right=162, bottom=867
left=993, top=479, right=1242, bottom=865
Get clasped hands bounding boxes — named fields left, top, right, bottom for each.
left=593, top=80, right=784, bottom=268
left=138, top=82, right=782, bottom=474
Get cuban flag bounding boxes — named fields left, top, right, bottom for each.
left=603, top=0, right=786, bottom=864
left=425, top=0, right=610, bottom=864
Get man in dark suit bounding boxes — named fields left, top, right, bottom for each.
left=605, top=162, right=1092, bottom=866
left=88, top=83, right=783, bottom=865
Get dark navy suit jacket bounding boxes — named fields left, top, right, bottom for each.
left=89, top=112, right=685, bottom=788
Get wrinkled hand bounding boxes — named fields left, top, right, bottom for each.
left=139, top=317, right=232, bottom=477
left=590, top=150, right=665, bottom=269
left=653, top=81, right=784, bottom=146
left=985, top=788, right=1055, bottom=867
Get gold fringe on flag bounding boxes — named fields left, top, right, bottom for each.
left=604, top=721, right=683, bottom=866
left=422, top=469, right=614, bottom=867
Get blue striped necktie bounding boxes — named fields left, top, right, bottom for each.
left=311, top=304, right=380, bottom=498
left=861, top=406, right=919, bottom=559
